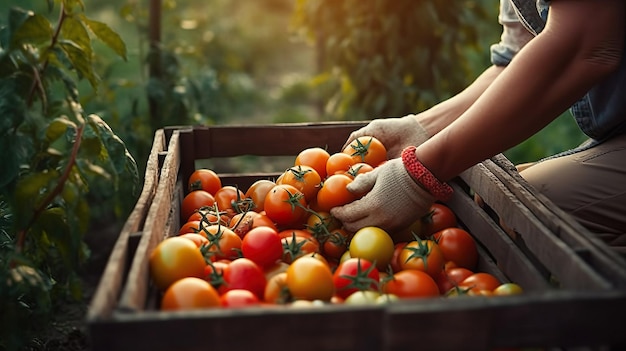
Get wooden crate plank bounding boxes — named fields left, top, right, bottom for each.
left=117, top=131, right=182, bottom=312
left=460, top=162, right=611, bottom=291
left=87, top=129, right=165, bottom=321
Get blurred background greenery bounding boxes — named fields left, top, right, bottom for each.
left=0, top=0, right=587, bottom=177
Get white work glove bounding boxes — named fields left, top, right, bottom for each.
left=344, top=115, right=429, bottom=159
left=330, top=158, right=435, bottom=234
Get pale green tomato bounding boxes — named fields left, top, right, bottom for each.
left=344, top=290, right=381, bottom=305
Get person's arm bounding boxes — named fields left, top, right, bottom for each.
left=417, top=0, right=625, bottom=182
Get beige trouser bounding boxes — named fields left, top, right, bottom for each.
left=518, top=133, right=626, bottom=255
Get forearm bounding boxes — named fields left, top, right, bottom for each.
left=416, top=0, right=625, bottom=182
left=415, top=65, right=504, bottom=137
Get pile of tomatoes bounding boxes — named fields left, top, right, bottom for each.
left=149, top=136, right=523, bottom=310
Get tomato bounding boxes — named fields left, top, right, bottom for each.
left=178, top=220, right=205, bottom=235
left=214, top=185, right=247, bottom=218
left=281, top=231, right=320, bottom=264
left=382, top=269, right=440, bottom=299
left=277, top=165, right=322, bottom=203
left=264, top=272, right=290, bottom=304
left=220, top=289, right=261, bottom=308
left=435, top=267, right=474, bottom=295
left=286, top=256, right=335, bottom=301
left=325, top=152, right=356, bottom=177
left=343, top=290, right=381, bottom=305
left=178, top=233, right=210, bottom=247
left=264, top=184, right=308, bottom=227
left=345, top=162, right=375, bottom=179
left=315, top=174, right=357, bottom=213
left=348, top=226, right=395, bottom=271
left=322, top=228, right=351, bottom=261
left=181, top=190, right=215, bottom=223
left=161, top=277, right=220, bottom=310
left=432, top=228, right=479, bottom=270
left=187, top=208, right=229, bottom=226
left=342, top=136, right=387, bottom=167
left=333, top=257, right=380, bottom=300
left=230, top=211, right=277, bottom=239
left=421, top=203, right=458, bottom=237
left=295, top=147, right=331, bottom=180
left=398, top=238, right=445, bottom=279
left=220, top=258, right=267, bottom=299
left=203, top=260, right=229, bottom=287
left=305, top=211, right=341, bottom=237
left=459, top=272, right=501, bottom=292
left=188, top=168, right=222, bottom=195
left=201, top=224, right=243, bottom=261
left=493, top=283, right=523, bottom=296
left=244, top=179, right=276, bottom=212
left=241, top=226, right=283, bottom=268
left=390, top=242, right=407, bottom=273
left=149, top=237, right=207, bottom=291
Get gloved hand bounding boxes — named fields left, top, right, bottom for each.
left=344, top=115, right=429, bottom=159
left=330, top=157, right=435, bottom=234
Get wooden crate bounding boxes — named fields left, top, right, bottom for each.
left=87, top=123, right=626, bottom=351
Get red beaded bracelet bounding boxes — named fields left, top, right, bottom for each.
left=401, top=146, right=453, bottom=201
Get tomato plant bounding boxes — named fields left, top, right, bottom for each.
left=333, top=257, right=380, bottom=300
left=161, top=277, right=221, bottom=310
left=264, top=184, right=308, bottom=227
left=286, top=256, right=335, bottom=301
left=432, top=228, right=479, bottom=270
left=149, top=237, right=207, bottom=291
left=188, top=169, right=222, bottom=195
left=349, top=226, right=395, bottom=271
left=342, top=136, right=387, bottom=167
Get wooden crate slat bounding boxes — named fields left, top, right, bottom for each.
left=117, top=131, right=182, bottom=312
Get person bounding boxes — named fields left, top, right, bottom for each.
left=330, top=0, right=626, bottom=254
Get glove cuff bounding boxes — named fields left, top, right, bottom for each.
left=401, top=146, right=453, bottom=201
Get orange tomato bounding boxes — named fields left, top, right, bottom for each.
left=295, top=147, right=331, bottom=180
left=342, top=136, right=387, bottom=167
left=188, top=169, right=222, bottom=195
left=315, top=174, right=357, bottom=212
left=325, top=152, right=357, bottom=177
left=161, top=277, right=220, bottom=310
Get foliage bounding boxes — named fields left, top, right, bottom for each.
left=0, top=1, right=138, bottom=349
left=291, top=0, right=499, bottom=119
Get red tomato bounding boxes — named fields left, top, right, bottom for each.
left=214, top=185, right=247, bottom=218
left=322, top=228, right=351, bottom=261
left=161, top=277, right=220, bottom=310
left=220, top=289, right=260, bottom=308
left=188, top=169, right=222, bottom=195
left=286, top=256, right=334, bottom=301
left=398, top=238, right=445, bottom=279
left=421, top=203, right=458, bottom=237
left=277, top=165, right=322, bottom=203
left=315, top=174, right=357, bottom=212
left=342, top=136, right=387, bottom=167
left=244, top=179, right=276, bottom=212
left=295, top=147, right=331, bottom=180
left=263, top=184, right=308, bottom=227
left=432, top=228, right=478, bottom=270
left=435, top=267, right=474, bottom=295
left=325, top=152, right=357, bottom=177
left=181, top=190, right=215, bottom=223
left=382, top=269, right=440, bottom=298
left=149, top=237, right=207, bottom=291
left=220, top=258, right=267, bottom=299
left=459, top=272, right=502, bottom=293
left=241, top=226, right=283, bottom=268
left=333, top=257, right=380, bottom=300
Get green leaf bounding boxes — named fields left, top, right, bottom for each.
left=10, top=13, right=53, bottom=50
left=81, top=16, right=127, bottom=61
left=57, top=40, right=99, bottom=88
left=45, top=117, right=77, bottom=144
left=13, top=170, right=60, bottom=228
